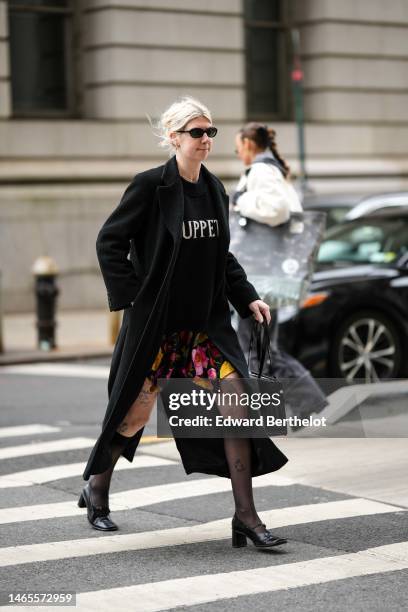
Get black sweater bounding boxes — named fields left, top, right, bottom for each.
left=164, top=170, right=220, bottom=333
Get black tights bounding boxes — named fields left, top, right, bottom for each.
left=88, top=431, right=132, bottom=510
left=223, top=437, right=266, bottom=533
left=219, top=374, right=267, bottom=534
left=88, top=377, right=266, bottom=533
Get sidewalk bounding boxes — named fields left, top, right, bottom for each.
left=0, top=309, right=117, bottom=365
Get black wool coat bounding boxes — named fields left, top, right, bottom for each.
left=82, top=155, right=288, bottom=481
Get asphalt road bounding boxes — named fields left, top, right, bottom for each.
left=0, top=359, right=407, bottom=611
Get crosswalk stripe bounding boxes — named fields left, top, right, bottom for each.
left=76, top=542, right=408, bottom=612
left=0, top=454, right=178, bottom=488
left=7, top=542, right=408, bottom=611
left=0, top=437, right=96, bottom=460
left=0, top=472, right=295, bottom=525
left=0, top=436, right=173, bottom=463
left=0, top=424, right=61, bottom=438
left=0, top=498, right=402, bottom=568
left=0, top=364, right=109, bottom=379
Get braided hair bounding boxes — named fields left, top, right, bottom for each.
left=238, top=122, right=290, bottom=178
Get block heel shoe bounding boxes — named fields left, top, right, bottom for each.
left=232, top=513, right=287, bottom=548
left=77, top=482, right=118, bottom=531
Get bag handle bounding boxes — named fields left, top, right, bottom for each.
left=247, top=318, right=274, bottom=378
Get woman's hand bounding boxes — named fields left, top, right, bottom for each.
left=248, top=299, right=271, bottom=325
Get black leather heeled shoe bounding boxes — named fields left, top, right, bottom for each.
left=77, top=482, right=118, bottom=531
left=232, top=513, right=287, bottom=548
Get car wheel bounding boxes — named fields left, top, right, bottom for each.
left=330, top=310, right=402, bottom=383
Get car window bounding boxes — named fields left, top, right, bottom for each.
left=305, top=205, right=351, bottom=229
left=326, top=207, right=350, bottom=228
left=318, top=219, right=408, bottom=265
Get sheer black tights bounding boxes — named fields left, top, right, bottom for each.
left=219, top=372, right=266, bottom=534
left=87, top=373, right=266, bottom=533
left=88, top=431, right=132, bottom=510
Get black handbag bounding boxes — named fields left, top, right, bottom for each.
left=247, top=319, right=287, bottom=436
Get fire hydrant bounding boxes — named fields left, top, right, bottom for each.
left=32, top=256, right=60, bottom=351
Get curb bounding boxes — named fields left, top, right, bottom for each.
left=0, top=347, right=113, bottom=367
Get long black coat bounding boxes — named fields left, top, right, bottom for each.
left=83, top=155, right=288, bottom=481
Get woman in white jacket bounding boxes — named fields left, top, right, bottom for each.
left=232, top=122, right=327, bottom=421
left=232, top=122, right=302, bottom=225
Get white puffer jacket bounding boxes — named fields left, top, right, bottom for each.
left=233, top=153, right=303, bottom=227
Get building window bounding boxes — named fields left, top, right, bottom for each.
left=8, top=0, right=74, bottom=117
left=244, top=0, right=292, bottom=121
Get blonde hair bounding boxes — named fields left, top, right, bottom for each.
left=148, top=96, right=212, bottom=155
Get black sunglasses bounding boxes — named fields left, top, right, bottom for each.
left=176, top=127, right=218, bottom=138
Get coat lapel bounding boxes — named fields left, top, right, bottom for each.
left=157, top=155, right=184, bottom=243
left=156, top=155, right=230, bottom=296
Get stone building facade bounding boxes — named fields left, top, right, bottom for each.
left=1, top=0, right=408, bottom=311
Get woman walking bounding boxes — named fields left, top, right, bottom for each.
left=233, top=122, right=327, bottom=420
left=232, top=121, right=302, bottom=230
left=78, top=98, right=288, bottom=549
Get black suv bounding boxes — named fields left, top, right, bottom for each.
left=279, top=205, right=408, bottom=383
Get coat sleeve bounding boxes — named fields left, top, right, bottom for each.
left=235, top=163, right=292, bottom=227
left=96, top=175, right=150, bottom=311
left=225, top=251, right=260, bottom=319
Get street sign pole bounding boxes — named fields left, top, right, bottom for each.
left=291, top=28, right=310, bottom=198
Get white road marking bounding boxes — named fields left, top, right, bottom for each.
left=0, top=424, right=61, bottom=438
left=0, top=472, right=295, bottom=525
left=0, top=454, right=177, bottom=488
left=74, top=542, right=408, bottom=612
left=6, top=542, right=408, bottom=611
left=0, top=498, right=402, bottom=568
left=0, top=363, right=109, bottom=379
left=0, top=437, right=95, bottom=460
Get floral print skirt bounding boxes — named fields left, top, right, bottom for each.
left=145, top=330, right=236, bottom=392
